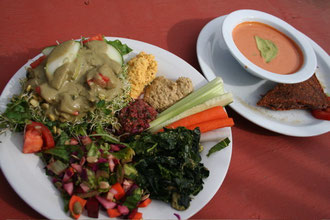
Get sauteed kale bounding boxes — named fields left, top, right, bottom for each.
left=129, top=127, right=209, bottom=210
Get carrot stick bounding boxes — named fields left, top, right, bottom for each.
left=186, top=118, right=234, bottom=133
left=164, top=106, right=228, bottom=130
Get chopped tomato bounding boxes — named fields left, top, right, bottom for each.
left=30, top=55, right=46, bottom=69
left=29, top=122, right=55, bottom=149
left=23, top=121, right=55, bottom=153
left=312, top=108, right=330, bottom=120
left=311, top=97, right=330, bottom=121
left=35, top=86, right=41, bottom=95
left=23, top=129, right=43, bottom=153
left=82, top=34, right=103, bottom=44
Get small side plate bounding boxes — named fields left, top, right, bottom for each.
left=197, top=15, right=330, bottom=137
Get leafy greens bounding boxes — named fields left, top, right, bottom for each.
left=129, top=127, right=209, bottom=210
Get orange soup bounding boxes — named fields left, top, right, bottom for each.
left=232, top=22, right=303, bottom=75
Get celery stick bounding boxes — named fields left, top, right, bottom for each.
left=149, top=93, right=233, bottom=133
left=148, top=77, right=225, bottom=131
left=157, top=77, right=223, bottom=118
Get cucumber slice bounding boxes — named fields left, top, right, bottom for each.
left=105, top=44, right=123, bottom=66
left=45, top=41, right=80, bottom=80
left=42, top=45, right=56, bottom=56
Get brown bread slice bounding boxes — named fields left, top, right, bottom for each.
left=257, top=75, right=329, bottom=110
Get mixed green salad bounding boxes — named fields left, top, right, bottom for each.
left=0, top=35, right=231, bottom=219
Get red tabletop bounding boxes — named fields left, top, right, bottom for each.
left=0, top=0, right=329, bottom=219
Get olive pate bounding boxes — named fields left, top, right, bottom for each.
left=26, top=40, right=126, bottom=122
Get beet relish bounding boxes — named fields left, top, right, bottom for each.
left=118, top=99, right=157, bottom=135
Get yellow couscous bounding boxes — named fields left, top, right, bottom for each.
left=127, top=52, right=157, bottom=99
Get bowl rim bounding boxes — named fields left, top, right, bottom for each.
left=222, top=9, right=317, bottom=84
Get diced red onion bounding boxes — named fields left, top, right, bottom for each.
left=123, top=179, right=133, bottom=192
left=69, top=157, right=76, bottom=164
left=74, top=186, right=85, bottom=194
left=125, top=184, right=138, bottom=196
left=71, top=163, right=82, bottom=173
left=110, top=144, right=121, bottom=152
left=88, top=163, right=98, bottom=172
left=63, top=182, right=73, bottom=195
left=106, top=191, right=114, bottom=201
left=81, top=168, right=88, bottom=180
left=174, top=213, right=181, bottom=220
left=95, top=195, right=116, bottom=209
left=80, top=182, right=90, bottom=192
left=80, top=156, right=86, bottom=166
left=109, top=159, right=115, bottom=172
left=62, top=169, right=74, bottom=183
left=98, top=158, right=107, bottom=163
left=117, top=205, right=129, bottom=215
left=52, top=177, right=59, bottom=184
left=109, top=188, right=118, bottom=196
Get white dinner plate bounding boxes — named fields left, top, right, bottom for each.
left=197, top=15, right=330, bottom=137
left=0, top=37, right=232, bottom=219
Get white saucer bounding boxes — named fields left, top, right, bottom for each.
left=197, top=15, right=330, bottom=137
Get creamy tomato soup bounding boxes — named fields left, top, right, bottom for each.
left=233, top=22, right=303, bottom=75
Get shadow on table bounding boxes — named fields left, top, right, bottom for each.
left=166, top=18, right=214, bottom=74
left=227, top=135, right=330, bottom=218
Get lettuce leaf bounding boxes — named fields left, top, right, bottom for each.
left=106, top=39, right=132, bottom=55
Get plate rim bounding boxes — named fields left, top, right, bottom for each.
left=0, top=37, right=233, bottom=219
left=197, top=15, right=330, bottom=137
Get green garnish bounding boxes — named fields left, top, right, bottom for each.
left=106, top=39, right=133, bottom=55
left=207, top=137, right=230, bottom=157
left=255, top=35, right=278, bottom=63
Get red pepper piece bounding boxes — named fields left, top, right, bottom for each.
left=30, top=55, right=46, bottom=69
left=35, top=86, right=41, bottom=95
left=82, top=34, right=104, bottom=44
left=99, top=73, right=110, bottom=82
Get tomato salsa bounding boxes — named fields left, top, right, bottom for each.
left=233, top=21, right=304, bottom=75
